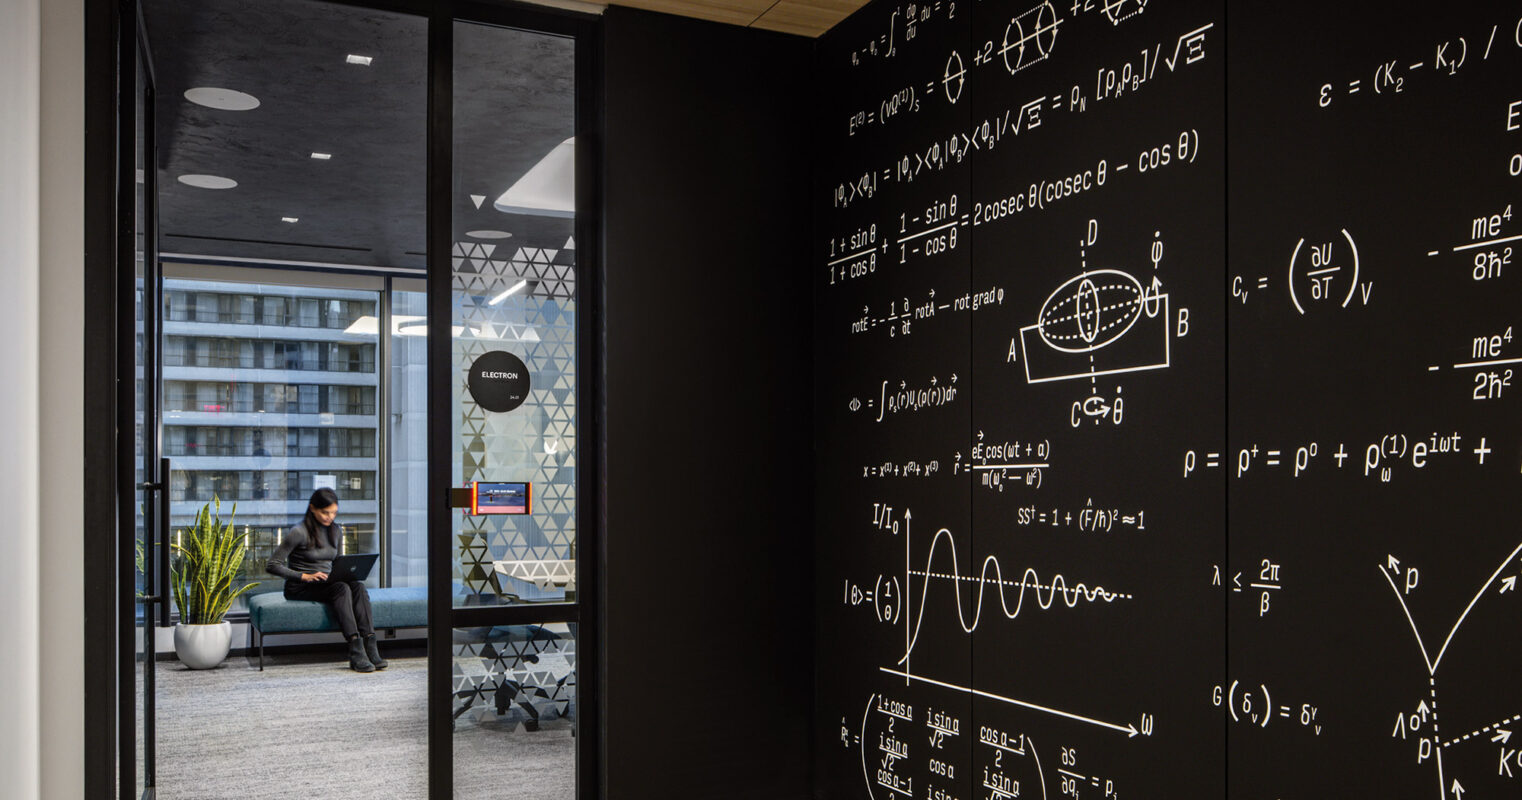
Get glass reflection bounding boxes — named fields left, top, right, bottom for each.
left=450, top=18, right=578, bottom=799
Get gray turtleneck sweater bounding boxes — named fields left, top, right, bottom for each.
left=266, top=520, right=341, bottom=583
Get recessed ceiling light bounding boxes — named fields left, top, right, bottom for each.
left=184, top=87, right=260, bottom=111
left=346, top=54, right=373, bottom=66
left=178, top=174, right=238, bottom=189
left=310, top=152, right=332, bottom=160
left=467, top=230, right=513, bottom=239
left=281, top=217, right=299, bottom=223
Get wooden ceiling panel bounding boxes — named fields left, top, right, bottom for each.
left=604, top=0, right=867, bottom=37
left=609, top=0, right=776, bottom=27
left=751, top=0, right=861, bottom=36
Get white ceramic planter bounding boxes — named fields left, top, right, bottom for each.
left=173, top=622, right=232, bottom=669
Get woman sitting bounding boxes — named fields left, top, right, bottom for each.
left=266, top=487, right=386, bottom=672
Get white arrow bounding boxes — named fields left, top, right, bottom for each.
left=1418, top=700, right=1431, bottom=721
left=1451, top=779, right=1464, bottom=800
left=1502, top=575, right=1517, bottom=594
left=1492, top=728, right=1512, bottom=744
left=880, top=667, right=1140, bottom=737
left=1388, top=555, right=1401, bottom=572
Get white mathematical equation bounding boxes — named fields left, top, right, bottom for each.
left=1317, top=14, right=1522, bottom=108
left=1231, top=228, right=1374, bottom=313
left=844, top=17, right=1214, bottom=137
left=846, top=374, right=961, bottom=423
left=1185, top=432, right=1496, bottom=483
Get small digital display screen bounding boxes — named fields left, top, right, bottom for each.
left=471, top=481, right=531, bottom=515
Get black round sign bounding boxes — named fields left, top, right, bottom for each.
left=466, top=351, right=531, bottom=413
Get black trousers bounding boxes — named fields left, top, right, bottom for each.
left=286, top=579, right=374, bottom=639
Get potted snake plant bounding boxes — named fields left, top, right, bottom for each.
left=170, top=497, right=259, bottom=669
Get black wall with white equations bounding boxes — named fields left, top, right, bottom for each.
left=813, top=1, right=1224, bottom=797
left=1228, top=4, right=1522, bottom=798
left=813, top=1, right=1522, bottom=798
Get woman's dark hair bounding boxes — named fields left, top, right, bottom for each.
left=304, top=487, right=340, bottom=549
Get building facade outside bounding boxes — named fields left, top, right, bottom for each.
left=155, top=276, right=428, bottom=608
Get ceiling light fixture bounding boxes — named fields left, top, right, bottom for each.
left=178, top=174, right=238, bottom=189
left=396, top=320, right=470, bottom=337
left=281, top=217, right=299, bottom=223
left=184, top=87, right=260, bottom=111
left=488, top=280, right=529, bottom=306
left=345, top=54, right=373, bottom=66
left=346, top=315, right=471, bottom=338
left=310, top=152, right=332, bottom=160
left=494, top=137, right=575, bottom=218
left=466, top=230, right=512, bottom=240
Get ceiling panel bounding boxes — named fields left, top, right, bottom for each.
left=144, top=0, right=577, bottom=273
left=607, top=0, right=775, bottom=27
left=603, top=0, right=866, bottom=37
left=140, top=0, right=855, bottom=276
left=751, top=0, right=865, bottom=36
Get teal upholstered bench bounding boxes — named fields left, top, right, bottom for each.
left=246, top=586, right=427, bottom=670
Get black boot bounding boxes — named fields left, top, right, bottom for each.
left=348, top=635, right=375, bottom=673
left=363, top=634, right=387, bottom=670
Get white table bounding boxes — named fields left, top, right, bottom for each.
left=492, top=558, right=576, bottom=600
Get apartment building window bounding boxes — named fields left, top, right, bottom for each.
left=163, top=276, right=387, bottom=610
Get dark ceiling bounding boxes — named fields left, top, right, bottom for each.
left=143, top=0, right=577, bottom=272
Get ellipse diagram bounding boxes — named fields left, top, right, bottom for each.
left=1019, top=267, right=1171, bottom=385
left=1035, top=269, right=1144, bottom=354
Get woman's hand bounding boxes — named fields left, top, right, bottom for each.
left=301, top=571, right=328, bottom=582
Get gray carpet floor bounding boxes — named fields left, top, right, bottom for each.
left=138, top=653, right=575, bottom=800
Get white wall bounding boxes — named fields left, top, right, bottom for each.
left=39, top=0, right=85, bottom=795
left=0, top=0, right=44, bottom=796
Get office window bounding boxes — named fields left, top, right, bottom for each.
left=388, top=288, right=428, bottom=587
left=163, top=277, right=381, bottom=608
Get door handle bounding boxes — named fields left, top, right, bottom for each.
left=157, top=456, right=172, bottom=627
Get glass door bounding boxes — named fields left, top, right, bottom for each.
left=98, top=3, right=597, bottom=797
left=449, top=18, right=580, bottom=795
left=124, top=0, right=427, bottom=795
left=428, top=12, right=593, bottom=798
left=129, top=7, right=164, bottom=797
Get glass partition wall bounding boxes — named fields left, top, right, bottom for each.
left=447, top=21, right=580, bottom=798
left=391, top=287, right=431, bottom=588
left=99, top=1, right=596, bottom=797
left=131, top=26, right=156, bottom=796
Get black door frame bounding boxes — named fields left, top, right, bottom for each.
left=82, top=1, right=604, bottom=797
left=128, top=4, right=166, bottom=796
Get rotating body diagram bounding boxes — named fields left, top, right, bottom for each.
left=1002, top=1, right=1061, bottom=75
left=1016, top=221, right=1174, bottom=418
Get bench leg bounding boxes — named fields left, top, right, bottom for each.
left=258, top=629, right=264, bottom=671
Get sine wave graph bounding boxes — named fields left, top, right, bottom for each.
left=880, top=512, right=1150, bottom=738
left=898, top=524, right=1130, bottom=665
